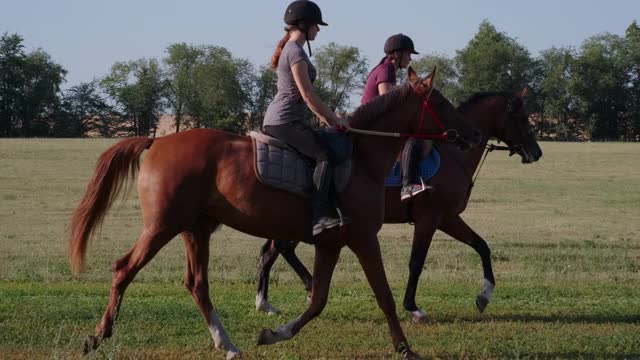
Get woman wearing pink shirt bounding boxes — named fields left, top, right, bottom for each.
left=361, top=34, right=434, bottom=201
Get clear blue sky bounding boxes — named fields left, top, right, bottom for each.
left=2, top=0, right=639, bottom=88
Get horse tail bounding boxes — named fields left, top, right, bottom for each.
left=69, top=137, right=155, bottom=274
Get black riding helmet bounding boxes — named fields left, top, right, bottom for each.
left=284, top=0, right=327, bottom=56
left=384, top=34, right=419, bottom=55
left=284, top=0, right=328, bottom=26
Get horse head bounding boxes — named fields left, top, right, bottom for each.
left=498, top=88, right=543, bottom=163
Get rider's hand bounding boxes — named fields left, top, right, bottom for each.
left=334, top=114, right=350, bottom=129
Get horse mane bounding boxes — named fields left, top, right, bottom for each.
left=348, top=84, right=414, bottom=128
left=457, top=91, right=515, bottom=112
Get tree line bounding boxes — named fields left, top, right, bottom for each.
left=1, top=19, right=639, bottom=141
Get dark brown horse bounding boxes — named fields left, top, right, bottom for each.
left=69, top=68, right=481, bottom=359
left=255, top=90, right=542, bottom=321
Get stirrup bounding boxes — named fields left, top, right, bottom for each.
left=312, top=216, right=341, bottom=236
left=335, top=207, right=351, bottom=226
left=401, top=178, right=430, bottom=202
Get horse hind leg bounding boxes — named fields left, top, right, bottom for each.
left=84, top=227, right=178, bottom=353
left=183, top=220, right=241, bottom=359
left=256, top=239, right=311, bottom=314
left=255, top=239, right=282, bottom=314
left=275, top=239, right=312, bottom=295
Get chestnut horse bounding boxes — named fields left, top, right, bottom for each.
left=255, top=90, right=542, bottom=321
left=69, top=68, right=481, bottom=359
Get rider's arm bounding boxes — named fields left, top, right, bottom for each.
left=291, top=61, right=342, bottom=127
left=377, top=82, right=394, bottom=95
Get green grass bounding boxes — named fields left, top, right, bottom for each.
left=1, top=139, right=639, bottom=359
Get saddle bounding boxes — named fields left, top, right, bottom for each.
left=249, top=128, right=352, bottom=198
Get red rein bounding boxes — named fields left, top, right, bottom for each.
left=405, top=99, right=448, bottom=140
left=337, top=98, right=449, bottom=140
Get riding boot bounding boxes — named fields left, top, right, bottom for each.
left=311, top=160, right=342, bottom=236
left=400, top=139, right=434, bottom=201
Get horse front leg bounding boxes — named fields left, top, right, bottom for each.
left=183, top=222, right=241, bottom=359
left=256, top=242, right=341, bottom=346
left=439, top=215, right=495, bottom=313
left=350, top=236, right=422, bottom=360
left=403, top=217, right=439, bottom=323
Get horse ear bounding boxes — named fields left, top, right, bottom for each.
left=407, top=66, right=418, bottom=83
left=423, top=65, right=437, bottom=90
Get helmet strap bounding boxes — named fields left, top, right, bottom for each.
left=298, top=22, right=312, bottom=57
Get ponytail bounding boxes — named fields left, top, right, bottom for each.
left=270, top=32, right=291, bottom=69
left=366, top=55, right=391, bottom=80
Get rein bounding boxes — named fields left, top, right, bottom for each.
left=339, top=99, right=454, bottom=141
left=472, top=143, right=510, bottom=185
left=451, top=142, right=513, bottom=204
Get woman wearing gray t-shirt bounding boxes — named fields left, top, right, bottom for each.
left=262, top=0, right=349, bottom=238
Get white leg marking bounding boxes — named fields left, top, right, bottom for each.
left=207, top=308, right=241, bottom=357
left=409, top=309, right=429, bottom=322
left=480, top=278, right=494, bottom=301
left=255, top=293, right=262, bottom=310
left=256, top=294, right=280, bottom=314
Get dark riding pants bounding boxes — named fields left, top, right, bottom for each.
left=263, top=122, right=336, bottom=220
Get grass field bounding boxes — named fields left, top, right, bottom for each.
left=1, top=139, right=639, bottom=359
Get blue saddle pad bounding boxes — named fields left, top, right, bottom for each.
left=384, top=146, right=440, bottom=187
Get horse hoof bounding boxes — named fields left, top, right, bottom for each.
left=403, top=349, right=424, bottom=360
left=226, top=349, right=243, bottom=359
left=256, top=328, right=277, bottom=346
left=399, top=343, right=424, bottom=360
left=476, top=295, right=489, bottom=313
left=267, top=308, right=280, bottom=315
left=82, top=335, right=98, bottom=354
left=257, top=302, right=281, bottom=315
left=409, top=309, right=429, bottom=323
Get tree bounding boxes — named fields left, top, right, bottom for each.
left=312, top=42, right=368, bottom=113
left=570, top=33, right=628, bottom=140
left=0, top=33, right=25, bottom=137
left=163, top=44, right=251, bottom=133
left=164, top=43, right=200, bottom=132
left=537, top=47, right=578, bottom=139
left=101, top=58, right=166, bottom=136
left=456, top=20, right=534, bottom=99
left=192, top=47, right=249, bottom=132
left=244, top=65, right=277, bottom=132
left=0, top=33, right=66, bottom=137
left=20, top=50, right=67, bottom=136
left=622, top=21, right=640, bottom=140
left=53, top=81, right=115, bottom=137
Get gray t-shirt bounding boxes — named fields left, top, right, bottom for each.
left=263, top=41, right=317, bottom=126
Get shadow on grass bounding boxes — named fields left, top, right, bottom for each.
left=514, top=352, right=640, bottom=359
left=433, top=313, right=640, bottom=325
